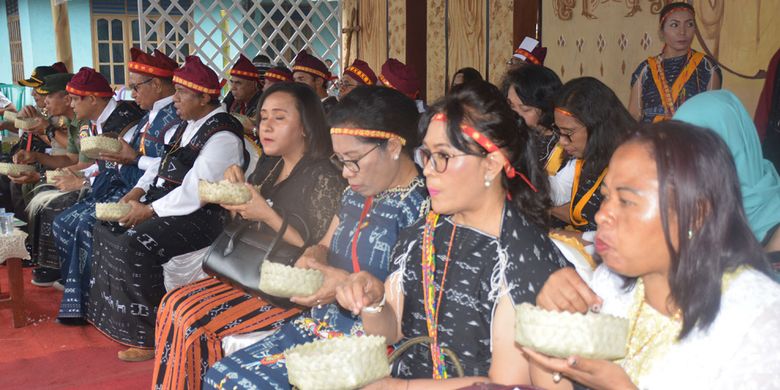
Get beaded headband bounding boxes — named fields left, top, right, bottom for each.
left=431, top=113, right=537, bottom=192
left=345, top=66, right=374, bottom=85
left=292, top=65, right=329, bottom=80
left=660, top=6, right=694, bottom=25
left=513, top=48, right=542, bottom=65
left=555, top=107, right=574, bottom=117
left=128, top=62, right=175, bottom=78
left=65, top=85, right=114, bottom=98
left=330, top=127, right=406, bottom=146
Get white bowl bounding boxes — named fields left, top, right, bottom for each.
left=258, top=261, right=323, bottom=298
left=95, top=202, right=132, bottom=222
left=0, top=163, right=36, bottom=176
left=515, top=302, right=629, bottom=359
left=286, top=335, right=390, bottom=390
left=80, top=136, right=122, bottom=159
left=198, top=180, right=252, bottom=205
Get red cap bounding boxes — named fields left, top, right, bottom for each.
left=128, top=48, right=179, bottom=78
left=379, top=58, right=420, bottom=99
left=66, top=67, right=114, bottom=98
left=229, top=54, right=260, bottom=81
left=172, top=56, right=221, bottom=96
left=51, top=62, right=68, bottom=74
left=292, top=51, right=330, bottom=80
left=264, top=66, right=293, bottom=83
left=344, top=59, right=377, bottom=86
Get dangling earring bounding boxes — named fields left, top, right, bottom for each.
left=484, top=175, right=491, bottom=188
left=687, top=229, right=693, bottom=239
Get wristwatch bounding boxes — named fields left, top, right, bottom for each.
left=148, top=202, right=157, bottom=216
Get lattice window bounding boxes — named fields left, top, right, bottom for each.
left=138, top=0, right=342, bottom=80
left=6, top=0, right=24, bottom=83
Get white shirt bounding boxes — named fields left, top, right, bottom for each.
left=145, top=106, right=244, bottom=217
left=549, top=159, right=575, bottom=207
left=588, top=265, right=780, bottom=389
left=81, top=99, right=119, bottom=180
left=131, top=96, right=175, bottom=191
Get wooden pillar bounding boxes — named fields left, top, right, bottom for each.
left=426, top=0, right=446, bottom=101
left=489, top=0, right=514, bottom=85
left=51, top=0, right=73, bottom=71
left=388, top=0, right=406, bottom=61
left=358, top=0, right=388, bottom=74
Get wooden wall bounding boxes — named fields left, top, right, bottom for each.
left=342, top=0, right=526, bottom=102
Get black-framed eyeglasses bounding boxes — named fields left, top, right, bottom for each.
left=330, top=144, right=382, bottom=173
left=551, top=124, right=583, bottom=143
left=128, top=78, right=153, bottom=92
left=414, top=147, right=481, bottom=173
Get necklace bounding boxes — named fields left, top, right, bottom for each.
left=420, top=212, right=457, bottom=379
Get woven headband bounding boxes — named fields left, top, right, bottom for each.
left=265, top=72, right=290, bottom=82
left=346, top=66, right=373, bottom=85
left=292, top=65, right=329, bottom=80
left=128, top=62, right=175, bottom=78
left=432, top=113, right=537, bottom=192
left=513, top=48, right=541, bottom=65
left=555, top=107, right=575, bottom=117
left=660, top=6, right=694, bottom=25
left=330, top=127, right=406, bottom=146
left=172, top=75, right=221, bottom=96
left=65, top=85, right=114, bottom=98
left=378, top=74, right=395, bottom=89
left=230, top=68, right=260, bottom=80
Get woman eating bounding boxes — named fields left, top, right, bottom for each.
left=335, top=81, right=564, bottom=388
left=525, top=122, right=780, bottom=389
left=628, top=2, right=721, bottom=123
left=152, top=82, right=343, bottom=389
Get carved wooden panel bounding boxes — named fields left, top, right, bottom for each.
left=489, top=0, right=514, bottom=85
left=427, top=0, right=447, bottom=101
left=388, top=0, right=406, bottom=61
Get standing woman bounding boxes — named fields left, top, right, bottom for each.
left=502, top=64, right=572, bottom=206
left=628, top=2, right=721, bottom=123
left=152, top=82, right=343, bottom=388
left=552, top=77, right=635, bottom=239
left=336, top=81, right=564, bottom=388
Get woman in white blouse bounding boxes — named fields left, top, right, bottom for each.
left=524, top=121, right=780, bottom=389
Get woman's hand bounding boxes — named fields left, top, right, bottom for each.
left=536, top=267, right=602, bottom=314
left=361, top=377, right=406, bottom=390
left=522, top=348, right=637, bottom=390
left=222, top=164, right=246, bottom=184
left=118, top=200, right=155, bottom=228
left=335, top=271, right=385, bottom=315
left=290, top=260, right=350, bottom=307
left=221, top=183, right=272, bottom=221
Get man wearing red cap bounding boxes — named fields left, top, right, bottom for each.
left=224, top=54, right=263, bottom=120
left=338, top=58, right=377, bottom=100
left=263, top=66, right=293, bottom=89
left=86, top=55, right=247, bottom=362
left=379, top=58, right=425, bottom=113
left=292, top=50, right=338, bottom=112
left=49, top=49, right=183, bottom=333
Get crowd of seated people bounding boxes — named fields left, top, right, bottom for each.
left=1, top=2, right=778, bottom=389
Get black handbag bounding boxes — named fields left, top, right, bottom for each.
left=202, top=210, right=310, bottom=309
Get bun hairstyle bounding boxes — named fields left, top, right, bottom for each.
left=419, top=80, right=551, bottom=228
left=501, top=64, right=562, bottom=131
left=327, top=86, right=420, bottom=155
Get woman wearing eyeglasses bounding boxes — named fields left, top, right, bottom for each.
left=202, top=85, right=428, bottom=389
left=551, top=77, right=635, bottom=243
left=331, top=81, right=563, bottom=388
left=152, top=82, right=344, bottom=389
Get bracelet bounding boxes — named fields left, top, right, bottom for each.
left=361, top=294, right=386, bottom=314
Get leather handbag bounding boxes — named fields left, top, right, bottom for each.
left=202, top=209, right=310, bottom=309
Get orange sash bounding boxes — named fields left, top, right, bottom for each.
left=569, top=159, right=608, bottom=227
left=647, top=51, right=705, bottom=122
left=545, top=144, right=565, bottom=176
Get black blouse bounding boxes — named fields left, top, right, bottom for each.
left=389, top=203, right=565, bottom=378
left=247, top=155, right=345, bottom=244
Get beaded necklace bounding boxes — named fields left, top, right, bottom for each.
left=420, top=211, right=457, bottom=379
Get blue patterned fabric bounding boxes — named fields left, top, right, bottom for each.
left=54, top=102, right=180, bottom=320
left=203, top=177, right=429, bottom=390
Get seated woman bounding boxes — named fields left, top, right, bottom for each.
left=333, top=81, right=564, bottom=388
left=200, top=85, right=427, bottom=389
left=673, top=90, right=780, bottom=261
left=525, top=121, right=780, bottom=389
left=551, top=77, right=635, bottom=240
left=502, top=64, right=571, bottom=206
left=152, top=82, right=342, bottom=384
